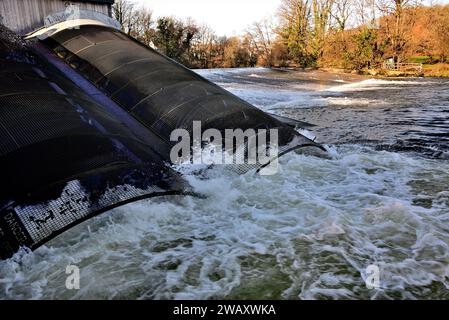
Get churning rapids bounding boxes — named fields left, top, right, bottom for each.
left=1, top=68, right=448, bottom=300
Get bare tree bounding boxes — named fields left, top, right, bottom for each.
left=129, top=8, right=154, bottom=45
left=429, top=4, right=449, bottom=62
left=277, top=0, right=312, bottom=65
left=311, top=0, right=334, bottom=58
left=331, top=0, right=353, bottom=31
left=378, top=0, right=421, bottom=61
left=247, top=17, right=276, bottom=67
left=113, top=0, right=137, bottom=35
left=192, top=24, right=217, bottom=68
left=352, top=0, right=378, bottom=26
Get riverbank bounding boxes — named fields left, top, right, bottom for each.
left=272, top=67, right=369, bottom=83
left=422, top=63, right=449, bottom=77
left=272, top=66, right=422, bottom=80
left=318, top=63, right=449, bottom=78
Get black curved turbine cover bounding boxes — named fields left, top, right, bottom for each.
left=43, top=25, right=321, bottom=160
left=0, top=29, right=190, bottom=259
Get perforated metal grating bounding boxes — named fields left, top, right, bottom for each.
left=42, top=25, right=324, bottom=169
left=0, top=29, right=191, bottom=259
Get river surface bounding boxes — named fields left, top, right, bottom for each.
left=1, top=68, right=448, bottom=300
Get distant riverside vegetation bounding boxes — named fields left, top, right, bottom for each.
left=114, top=0, right=449, bottom=76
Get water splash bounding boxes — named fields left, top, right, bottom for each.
left=1, top=145, right=448, bottom=299
left=2, top=70, right=448, bottom=300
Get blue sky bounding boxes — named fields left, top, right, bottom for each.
left=132, top=0, right=449, bottom=36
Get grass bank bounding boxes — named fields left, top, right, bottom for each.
left=422, top=63, right=449, bottom=77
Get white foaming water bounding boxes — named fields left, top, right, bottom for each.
left=195, top=67, right=270, bottom=78
left=1, top=70, right=448, bottom=300
left=1, top=145, right=449, bottom=300
left=195, top=70, right=399, bottom=110
left=226, top=87, right=322, bottom=111
left=324, top=97, right=387, bottom=107
left=224, top=89, right=387, bottom=110
left=324, top=78, right=435, bottom=93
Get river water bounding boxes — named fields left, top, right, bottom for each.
left=1, top=68, right=448, bottom=300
